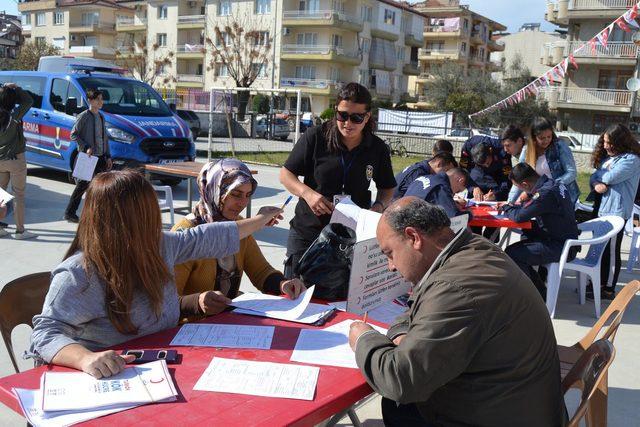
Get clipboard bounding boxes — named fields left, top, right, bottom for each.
left=72, top=152, right=99, bottom=182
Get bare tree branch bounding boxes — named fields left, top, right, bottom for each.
left=116, top=39, right=176, bottom=87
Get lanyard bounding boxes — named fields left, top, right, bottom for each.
left=340, top=152, right=356, bottom=193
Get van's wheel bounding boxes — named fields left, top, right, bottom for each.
left=159, top=178, right=182, bottom=187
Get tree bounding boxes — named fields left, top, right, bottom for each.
left=206, top=12, right=273, bottom=121
left=115, top=40, right=176, bottom=87
left=252, top=94, right=270, bottom=114
left=14, top=41, right=59, bottom=71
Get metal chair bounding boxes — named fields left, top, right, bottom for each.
left=153, top=185, right=175, bottom=226
left=562, top=339, right=615, bottom=427
left=0, top=272, right=51, bottom=373
left=545, top=215, right=626, bottom=319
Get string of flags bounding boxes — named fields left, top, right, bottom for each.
left=469, top=1, right=640, bottom=119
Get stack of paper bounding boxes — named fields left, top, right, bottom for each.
left=329, top=300, right=408, bottom=326
left=13, top=360, right=177, bottom=427
left=290, top=320, right=387, bottom=369
left=194, top=357, right=319, bottom=401
left=170, top=324, right=274, bottom=349
left=232, top=285, right=335, bottom=325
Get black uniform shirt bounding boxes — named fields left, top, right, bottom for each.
left=284, top=124, right=396, bottom=241
left=393, top=160, right=434, bottom=199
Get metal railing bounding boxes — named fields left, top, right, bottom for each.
left=283, top=10, right=362, bottom=25
left=418, top=48, right=461, bottom=57
left=543, top=87, right=634, bottom=107
left=116, top=17, right=147, bottom=26
left=177, top=74, right=204, bottom=83
left=280, top=78, right=337, bottom=89
left=176, top=44, right=205, bottom=53
left=569, top=41, right=639, bottom=58
left=423, top=25, right=459, bottom=33
left=69, top=46, right=116, bottom=55
left=281, top=44, right=359, bottom=58
left=177, top=15, right=206, bottom=24
left=570, top=0, right=637, bottom=9
left=70, top=21, right=116, bottom=30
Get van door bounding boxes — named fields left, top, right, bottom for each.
left=45, top=78, right=86, bottom=171
left=8, top=75, right=47, bottom=168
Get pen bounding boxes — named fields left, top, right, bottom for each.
left=281, top=195, right=293, bottom=209
left=362, top=312, right=368, bottom=323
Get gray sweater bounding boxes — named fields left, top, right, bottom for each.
left=70, top=109, right=111, bottom=158
left=30, top=221, right=240, bottom=363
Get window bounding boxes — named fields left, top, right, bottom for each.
left=219, top=0, right=231, bottom=16
left=299, top=0, right=319, bottom=12
left=360, top=37, right=371, bottom=54
left=54, top=11, right=64, bottom=25
left=85, top=36, right=98, bottom=47
left=597, top=70, right=633, bottom=90
left=358, top=69, right=367, bottom=85
left=254, top=31, right=270, bottom=46
left=0, top=75, right=46, bottom=109
left=296, top=32, right=317, bottom=46
left=216, top=31, right=230, bottom=46
left=81, top=12, right=99, bottom=26
left=158, top=5, right=168, bottom=20
left=215, top=64, right=229, bottom=77
left=332, top=0, right=345, bottom=12
left=36, top=12, right=46, bottom=27
left=360, top=6, right=372, bottom=22
left=329, top=67, right=341, bottom=81
left=22, top=14, right=31, bottom=26
left=35, top=37, right=46, bottom=46
left=252, top=63, right=268, bottom=78
left=50, top=79, right=69, bottom=113
left=331, top=34, right=343, bottom=47
left=295, top=65, right=316, bottom=79
left=460, top=42, right=467, bottom=55
left=397, top=47, right=405, bottom=61
left=255, top=0, right=271, bottom=14
left=157, top=33, right=167, bottom=46
left=400, top=16, right=407, bottom=32
left=463, top=19, right=469, bottom=31
left=156, top=63, right=168, bottom=74
left=426, top=41, right=444, bottom=51
left=52, top=37, right=65, bottom=49
left=593, top=114, right=628, bottom=134
left=384, top=9, right=395, bottom=25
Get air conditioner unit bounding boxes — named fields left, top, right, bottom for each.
left=282, top=27, right=291, bottom=36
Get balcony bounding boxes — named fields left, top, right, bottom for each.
left=470, top=31, right=485, bottom=45
left=21, top=24, right=31, bottom=34
left=69, top=45, right=116, bottom=59
left=404, top=33, right=424, bottom=47
left=487, top=60, right=503, bottom=72
left=418, top=48, right=462, bottom=61
left=370, top=22, right=399, bottom=42
left=540, top=41, right=566, bottom=66
left=403, top=61, right=420, bottom=75
left=177, top=74, right=205, bottom=87
left=570, top=41, right=639, bottom=65
left=416, top=72, right=432, bottom=83
left=541, top=86, right=634, bottom=113
left=546, top=0, right=636, bottom=26
left=177, top=15, right=205, bottom=29
left=116, top=17, right=147, bottom=32
left=487, top=39, right=504, bottom=52
left=176, top=44, right=206, bottom=58
left=279, top=78, right=341, bottom=96
left=469, top=55, right=485, bottom=67
left=115, top=44, right=145, bottom=58
left=69, top=21, right=116, bottom=34
left=282, top=10, right=363, bottom=32
left=423, top=25, right=461, bottom=38
left=281, top=45, right=360, bottom=65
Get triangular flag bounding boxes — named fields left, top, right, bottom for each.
left=623, top=10, right=640, bottom=28
left=568, top=54, right=579, bottom=70
left=596, top=27, right=609, bottom=49
left=616, top=17, right=631, bottom=33
left=629, top=4, right=639, bottom=21
left=589, top=38, right=597, bottom=55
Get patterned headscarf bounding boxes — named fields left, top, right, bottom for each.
left=191, top=158, right=257, bottom=224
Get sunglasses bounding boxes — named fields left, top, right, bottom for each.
left=336, top=110, right=367, bottom=124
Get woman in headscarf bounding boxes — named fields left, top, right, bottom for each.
left=172, top=158, right=307, bottom=316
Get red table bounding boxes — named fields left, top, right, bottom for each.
left=0, top=311, right=381, bottom=427
left=467, top=205, right=532, bottom=230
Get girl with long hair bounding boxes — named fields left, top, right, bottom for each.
left=589, top=123, right=640, bottom=299
left=512, top=117, right=580, bottom=204
left=279, top=82, right=396, bottom=280
left=172, top=159, right=307, bottom=316
left=30, top=170, right=282, bottom=378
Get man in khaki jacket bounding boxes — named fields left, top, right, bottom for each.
left=349, top=197, right=565, bottom=426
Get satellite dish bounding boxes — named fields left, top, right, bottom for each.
left=633, top=31, right=640, bottom=46
left=626, top=77, right=640, bottom=92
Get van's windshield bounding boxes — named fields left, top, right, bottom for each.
left=78, top=77, right=172, bottom=117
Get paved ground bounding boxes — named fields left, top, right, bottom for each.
left=0, top=160, right=639, bottom=425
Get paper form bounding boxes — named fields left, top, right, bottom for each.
left=0, top=186, right=14, bottom=206
left=290, top=320, right=387, bottom=369
left=232, top=285, right=315, bottom=321
left=232, top=300, right=335, bottom=325
left=41, top=360, right=176, bottom=412
left=170, top=324, right=274, bottom=349
left=329, top=300, right=408, bottom=326
left=71, top=152, right=98, bottom=182
left=193, top=357, right=319, bottom=401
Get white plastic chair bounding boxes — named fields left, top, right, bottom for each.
left=545, top=215, right=626, bottom=319
left=624, top=203, right=639, bottom=236
left=627, top=225, right=640, bottom=273
left=153, top=185, right=175, bottom=225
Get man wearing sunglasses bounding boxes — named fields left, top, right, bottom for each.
left=280, top=83, right=396, bottom=279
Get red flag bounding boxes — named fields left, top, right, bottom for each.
left=568, top=54, right=579, bottom=70
left=624, top=10, right=640, bottom=29
left=596, top=27, right=609, bottom=49
left=589, top=38, right=597, bottom=55
left=630, top=4, right=639, bottom=21
left=616, top=17, right=631, bottom=33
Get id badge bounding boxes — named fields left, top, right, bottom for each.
left=333, top=194, right=349, bottom=206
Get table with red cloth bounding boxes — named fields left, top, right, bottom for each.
left=0, top=310, right=385, bottom=427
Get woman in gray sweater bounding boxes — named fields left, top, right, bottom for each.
left=30, top=169, right=282, bottom=378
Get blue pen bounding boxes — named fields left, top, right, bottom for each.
left=281, top=195, right=293, bottom=209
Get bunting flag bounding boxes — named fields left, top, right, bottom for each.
left=469, top=1, right=640, bottom=120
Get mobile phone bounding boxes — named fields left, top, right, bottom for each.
left=121, top=349, right=179, bottom=364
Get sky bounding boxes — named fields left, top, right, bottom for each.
left=3, top=0, right=557, bottom=33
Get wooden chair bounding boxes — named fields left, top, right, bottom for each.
left=562, top=339, right=615, bottom=427
left=557, top=280, right=640, bottom=426
left=0, top=272, right=51, bottom=373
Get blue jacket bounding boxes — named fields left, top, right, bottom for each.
left=502, top=175, right=579, bottom=244
left=509, top=139, right=580, bottom=204
left=470, top=165, right=511, bottom=201
left=394, top=160, right=433, bottom=199
left=460, top=135, right=512, bottom=194
left=405, top=172, right=463, bottom=218
left=590, top=153, right=640, bottom=219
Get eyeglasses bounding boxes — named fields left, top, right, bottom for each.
left=336, top=110, right=367, bottom=124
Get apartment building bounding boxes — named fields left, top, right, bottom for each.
left=0, top=12, right=23, bottom=61
left=18, top=0, right=127, bottom=60
left=410, top=0, right=506, bottom=107
left=543, top=0, right=640, bottom=134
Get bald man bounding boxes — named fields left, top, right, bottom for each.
left=348, top=197, right=564, bottom=426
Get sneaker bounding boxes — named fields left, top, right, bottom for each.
left=64, top=213, right=79, bottom=223
left=14, top=230, right=37, bottom=240
left=0, top=227, right=9, bottom=238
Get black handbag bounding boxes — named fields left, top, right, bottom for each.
left=294, top=223, right=357, bottom=301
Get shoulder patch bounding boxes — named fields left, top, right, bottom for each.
left=532, top=193, right=540, bottom=200
left=416, top=176, right=431, bottom=190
